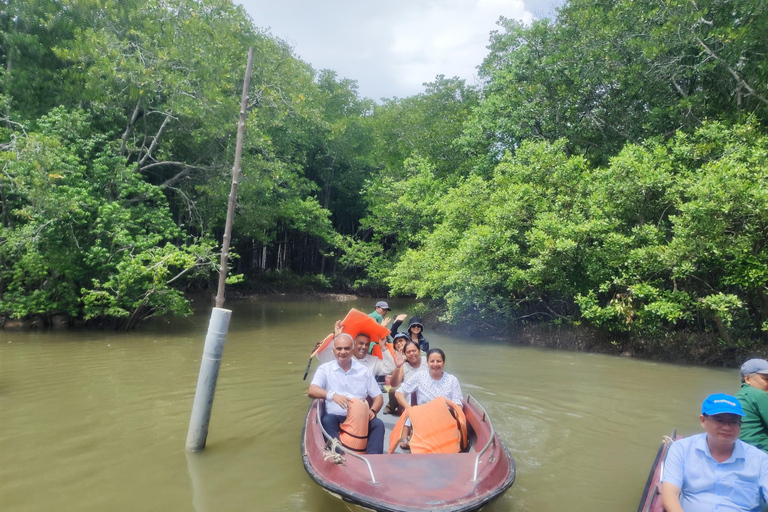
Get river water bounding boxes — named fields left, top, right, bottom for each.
left=0, top=297, right=737, bottom=512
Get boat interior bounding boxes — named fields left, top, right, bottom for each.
left=320, top=390, right=480, bottom=455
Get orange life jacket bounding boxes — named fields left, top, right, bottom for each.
left=339, top=398, right=370, bottom=453
left=311, top=309, right=391, bottom=362
left=388, top=397, right=468, bottom=454
left=370, top=342, right=395, bottom=361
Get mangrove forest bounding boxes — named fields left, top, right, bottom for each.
left=2, top=0, right=768, bottom=362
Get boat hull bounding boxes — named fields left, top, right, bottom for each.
left=301, top=395, right=515, bottom=512
left=637, top=433, right=679, bottom=512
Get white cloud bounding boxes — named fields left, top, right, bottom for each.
left=238, top=0, right=538, bottom=100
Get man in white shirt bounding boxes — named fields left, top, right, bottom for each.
left=307, top=333, right=385, bottom=454
left=353, top=333, right=395, bottom=377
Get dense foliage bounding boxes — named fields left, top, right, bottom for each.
left=353, top=0, right=768, bottom=354
left=1, top=0, right=359, bottom=326
left=2, top=0, right=768, bottom=356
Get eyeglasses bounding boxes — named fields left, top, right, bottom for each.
left=705, top=415, right=742, bottom=426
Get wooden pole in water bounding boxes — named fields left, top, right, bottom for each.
left=186, top=47, right=255, bottom=452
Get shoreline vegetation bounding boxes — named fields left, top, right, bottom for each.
left=2, top=0, right=768, bottom=364
left=0, top=290, right=747, bottom=368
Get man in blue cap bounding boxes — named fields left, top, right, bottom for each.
left=736, top=359, right=768, bottom=453
left=662, top=393, right=768, bottom=512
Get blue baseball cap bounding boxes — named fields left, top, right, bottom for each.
left=702, top=393, right=745, bottom=416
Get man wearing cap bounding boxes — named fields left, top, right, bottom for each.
left=661, top=393, right=768, bottom=512
left=736, top=359, right=768, bottom=453
left=369, top=301, right=391, bottom=325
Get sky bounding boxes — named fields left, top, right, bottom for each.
left=238, top=0, right=565, bottom=101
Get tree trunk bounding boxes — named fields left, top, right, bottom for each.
left=712, top=314, right=734, bottom=346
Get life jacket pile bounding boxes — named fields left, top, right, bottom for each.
left=388, top=397, right=468, bottom=454
left=339, top=398, right=370, bottom=453
left=311, top=308, right=392, bottom=363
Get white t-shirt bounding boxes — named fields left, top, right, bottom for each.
left=311, top=359, right=381, bottom=416
left=354, top=350, right=395, bottom=376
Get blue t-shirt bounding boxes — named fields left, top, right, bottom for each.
left=662, top=433, right=768, bottom=512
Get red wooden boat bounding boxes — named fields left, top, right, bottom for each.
left=301, top=394, right=515, bottom=512
left=637, top=432, right=679, bottom=512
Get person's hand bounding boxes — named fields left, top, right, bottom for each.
left=381, top=316, right=392, bottom=327
left=333, top=394, right=351, bottom=410
left=395, top=313, right=408, bottom=322
left=369, top=409, right=377, bottom=420
left=395, top=351, right=405, bottom=368
left=334, top=320, right=343, bottom=337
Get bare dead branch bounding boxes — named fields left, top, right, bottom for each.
left=166, top=259, right=210, bottom=285
left=691, top=25, right=768, bottom=108
left=121, top=100, right=142, bottom=156
left=137, top=161, right=205, bottom=173
left=138, top=110, right=173, bottom=166
left=159, top=168, right=190, bottom=188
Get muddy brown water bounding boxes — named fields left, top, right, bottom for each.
left=0, top=297, right=735, bottom=511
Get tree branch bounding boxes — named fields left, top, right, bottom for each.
left=121, top=100, right=142, bottom=156
left=138, top=110, right=174, bottom=166
left=691, top=23, right=768, bottom=108
left=137, top=161, right=205, bottom=174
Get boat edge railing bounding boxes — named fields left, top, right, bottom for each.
left=313, top=398, right=379, bottom=484
left=638, top=429, right=677, bottom=512
left=467, top=393, right=498, bottom=482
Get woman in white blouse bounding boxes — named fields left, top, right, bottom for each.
left=385, top=337, right=424, bottom=415
left=394, top=348, right=463, bottom=449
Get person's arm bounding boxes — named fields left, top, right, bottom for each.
left=661, top=483, right=684, bottom=512
left=449, top=376, right=464, bottom=405
left=395, top=391, right=411, bottom=411
left=380, top=340, right=395, bottom=373
left=660, top=441, right=685, bottom=512
left=395, top=374, right=419, bottom=409
left=389, top=353, right=406, bottom=388
left=750, top=391, right=768, bottom=427
left=364, top=367, right=384, bottom=399
left=390, top=315, right=406, bottom=337
left=369, top=394, right=384, bottom=419
left=760, top=456, right=768, bottom=504
left=307, top=384, right=351, bottom=410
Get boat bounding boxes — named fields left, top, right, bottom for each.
left=301, top=393, right=515, bottom=512
left=637, top=432, right=679, bottom=512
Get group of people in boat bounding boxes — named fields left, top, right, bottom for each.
left=661, top=358, right=768, bottom=512
left=306, top=301, right=463, bottom=455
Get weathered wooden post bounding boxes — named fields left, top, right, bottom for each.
left=185, top=47, right=254, bottom=451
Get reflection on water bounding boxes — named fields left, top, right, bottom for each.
left=0, top=297, right=737, bottom=511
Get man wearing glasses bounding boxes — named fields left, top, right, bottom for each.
left=736, top=359, right=768, bottom=453
left=662, top=393, right=768, bottom=512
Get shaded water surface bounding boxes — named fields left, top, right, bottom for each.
left=0, top=298, right=735, bottom=511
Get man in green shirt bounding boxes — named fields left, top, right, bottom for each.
left=736, top=358, right=768, bottom=453
left=369, top=301, right=391, bottom=325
